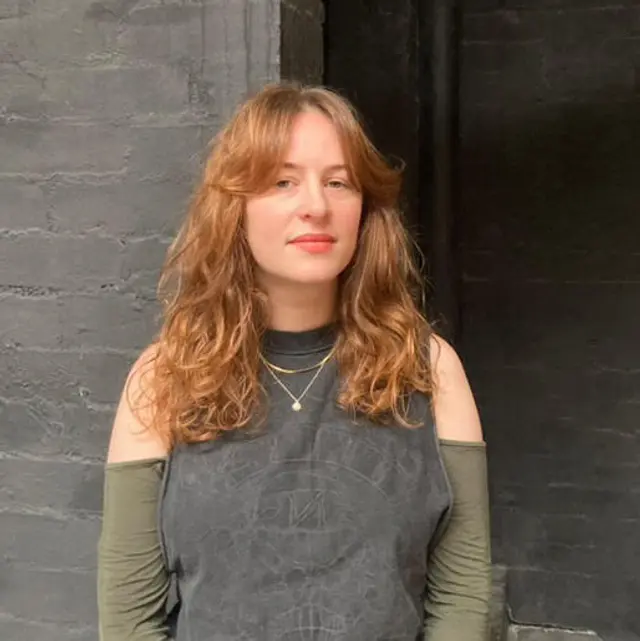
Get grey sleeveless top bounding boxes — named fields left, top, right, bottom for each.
left=160, top=326, right=451, bottom=641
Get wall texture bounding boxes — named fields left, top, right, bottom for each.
left=0, top=2, right=319, bottom=638
left=457, top=2, right=640, bottom=639
left=281, top=0, right=324, bottom=83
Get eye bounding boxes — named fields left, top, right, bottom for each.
left=275, top=178, right=295, bottom=189
left=327, top=179, right=349, bottom=189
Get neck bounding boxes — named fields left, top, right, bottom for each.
left=263, top=280, right=338, bottom=332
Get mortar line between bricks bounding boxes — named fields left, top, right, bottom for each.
left=510, top=624, right=601, bottom=638
left=463, top=365, right=640, bottom=374
left=4, top=345, right=139, bottom=356
left=462, top=248, right=640, bottom=256
left=464, top=5, right=638, bottom=18
left=0, top=450, right=103, bottom=465
left=463, top=277, right=640, bottom=285
left=0, top=505, right=102, bottom=523
left=0, top=397, right=116, bottom=414
left=462, top=39, right=544, bottom=46
left=1, top=114, right=220, bottom=127
left=4, top=560, right=98, bottom=574
left=0, top=170, right=128, bottom=181
left=0, top=611, right=98, bottom=633
left=493, top=507, right=591, bottom=520
left=0, top=228, right=175, bottom=243
left=0, top=172, right=174, bottom=182
left=499, top=512, right=629, bottom=524
left=549, top=485, right=640, bottom=495
left=522, top=541, right=599, bottom=551
left=0, top=286, right=159, bottom=299
left=506, top=565, right=595, bottom=578
left=549, top=425, right=640, bottom=436
left=0, top=291, right=151, bottom=300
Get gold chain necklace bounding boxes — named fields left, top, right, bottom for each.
left=260, top=348, right=335, bottom=375
left=259, top=351, right=334, bottom=412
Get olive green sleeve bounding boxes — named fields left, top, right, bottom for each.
left=97, top=458, right=172, bottom=641
left=424, top=440, right=492, bottom=641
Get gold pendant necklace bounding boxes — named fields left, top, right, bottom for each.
left=260, top=351, right=333, bottom=412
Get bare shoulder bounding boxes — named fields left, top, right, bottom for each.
left=429, top=333, right=484, bottom=443
left=107, top=344, right=169, bottom=464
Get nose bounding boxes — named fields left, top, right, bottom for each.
left=300, top=178, right=328, bottom=218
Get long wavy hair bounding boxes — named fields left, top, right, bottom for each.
left=138, top=83, right=434, bottom=447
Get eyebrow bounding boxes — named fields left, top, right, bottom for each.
left=282, top=162, right=349, bottom=172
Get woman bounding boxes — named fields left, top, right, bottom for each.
left=98, top=83, right=491, bottom=641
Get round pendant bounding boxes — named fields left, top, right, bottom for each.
left=292, top=401, right=302, bottom=412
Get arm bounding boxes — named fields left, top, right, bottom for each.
left=98, top=348, right=173, bottom=641
left=424, top=336, right=491, bottom=641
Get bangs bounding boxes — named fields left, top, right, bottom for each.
left=210, top=84, right=401, bottom=205
left=243, top=106, right=297, bottom=192
left=212, top=95, right=300, bottom=195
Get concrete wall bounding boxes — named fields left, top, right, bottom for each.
left=0, top=2, right=320, bottom=638
left=457, top=2, right=640, bottom=639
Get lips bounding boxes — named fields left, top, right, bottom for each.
left=289, top=233, right=336, bottom=254
left=290, top=234, right=336, bottom=244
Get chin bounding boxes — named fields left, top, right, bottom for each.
left=258, top=262, right=349, bottom=289
left=278, top=264, right=343, bottom=285
left=290, top=272, right=342, bottom=285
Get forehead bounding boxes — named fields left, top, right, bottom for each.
left=283, top=110, right=346, bottom=165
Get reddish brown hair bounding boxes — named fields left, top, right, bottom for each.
left=137, top=83, right=433, bottom=446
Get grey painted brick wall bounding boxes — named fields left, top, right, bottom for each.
left=457, top=2, right=640, bottom=639
left=0, top=2, right=321, bottom=638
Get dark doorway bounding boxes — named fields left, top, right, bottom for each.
left=323, top=0, right=461, bottom=342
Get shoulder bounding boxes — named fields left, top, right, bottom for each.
left=428, top=334, right=484, bottom=443
left=107, top=344, right=170, bottom=464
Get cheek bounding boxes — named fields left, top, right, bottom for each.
left=337, top=198, right=364, bottom=247
left=245, top=200, right=279, bottom=257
